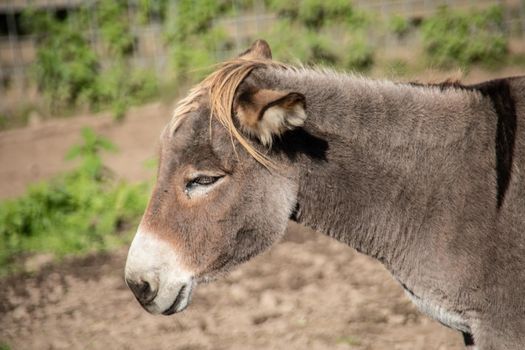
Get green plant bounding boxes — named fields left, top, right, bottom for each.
left=268, top=0, right=300, bottom=19
left=138, top=0, right=169, bottom=24
left=164, top=0, right=376, bottom=82
left=66, top=128, right=117, bottom=178
left=297, top=0, right=356, bottom=29
left=24, top=10, right=98, bottom=112
left=97, top=1, right=135, bottom=57
left=165, top=0, right=223, bottom=44
left=0, top=128, right=149, bottom=275
left=389, top=15, right=410, bottom=37
left=344, top=34, right=374, bottom=71
left=270, top=0, right=367, bottom=29
left=421, top=5, right=508, bottom=68
left=92, top=1, right=159, bottom=119
left=170, top=26, right=230, bottom=82
left=264, top=0, right=375, bottom=70
left=164, top=0, right=229, bottom=83
left=95, top=62, right=159, bottom=121
left=23, top=4, right=158, bottom=121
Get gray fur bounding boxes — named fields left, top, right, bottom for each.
left=130, top=43, right=525, bottom=349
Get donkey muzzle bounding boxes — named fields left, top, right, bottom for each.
left=125, top=227, right=195, bottom=315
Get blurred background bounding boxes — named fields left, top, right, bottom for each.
left=0, top=1, right=524, bottom=349
left=1, top=0, right=525, bottom=125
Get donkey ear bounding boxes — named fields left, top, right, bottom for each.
left=236, top=89, right=306, bottom=146
left=238, top=39, right=272, bottom=60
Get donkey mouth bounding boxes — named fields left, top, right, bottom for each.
left=162, top=281, right=194, bottom=315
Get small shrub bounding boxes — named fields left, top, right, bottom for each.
left=297, top=0, right=356, bottom=29
left=137, top=0, right=169, bottom=24
left=164, top=0, right=230, bottom=83
left=94, top=62, right=159, bottom=120
left=421, top=5, right=508, bottom=68
left=389, top=15, right=410, bottom=37
left=260, top=9, right=374, bottom=70
left=265, top=24, right=375, bottom=70
left=344, top=33, right=375, bottom=71
left=268, top=0, right=301, bottom=19
left=23, top=4, right=159, bottom=121
left=165, top=0, right=222, bottom=42
left=270, top=0, right=366, bottom=29
left=0, top=129, right=149, bottom=275
left=169, top=26, right=230, bottom=83
left=25, top=10, right=98, bottom=112
left=97, top=1, right=135, bottom=57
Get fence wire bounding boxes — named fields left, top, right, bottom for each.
left=0, top=0, right=524, bottom=101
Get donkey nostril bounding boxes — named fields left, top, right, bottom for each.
left=126, top=279, right=158, bottom=305
left=141, top=281, right=150, bottom=292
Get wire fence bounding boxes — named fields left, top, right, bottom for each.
left=0, top=0, right=524, bottom=101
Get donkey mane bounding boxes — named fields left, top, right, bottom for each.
left=168, top=57, right=473, bottom=169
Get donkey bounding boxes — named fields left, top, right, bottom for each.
left=125, top=40, right=525, bottom=349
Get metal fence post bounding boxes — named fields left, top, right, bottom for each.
left=7, top=2, right=23, bottom=91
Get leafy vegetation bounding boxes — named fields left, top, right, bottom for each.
left=25, top=10, right=99, bottom=112
left=256, top=0, right=374, bottom=70
left=164, top=0, right=232, bottom=82
left=388, top=15, right=410, bottom=37
left=5, top=1, right=516, bottom=130
left=137, top=0, right=169, bottom=23
left=273, top=0, right=363, bottom=29
left=161, top=0, right=376, bottom=84
left=23, top=3, right=158, bottom=120
left=0, top=129, right=149, bottom=275
left=421, top=5, right=508, bottom=68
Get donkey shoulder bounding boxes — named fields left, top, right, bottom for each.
left=469, top=77, right=524, bottom=210
left=468, top=75, right=525, bottom=101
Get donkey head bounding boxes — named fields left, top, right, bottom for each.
left=125, top=40, right=308, bottom=315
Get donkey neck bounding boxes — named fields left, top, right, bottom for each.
left=268, top=68, right=493, bottom=275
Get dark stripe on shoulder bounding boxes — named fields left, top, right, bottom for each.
left=471, top=79, right=517, bottom=209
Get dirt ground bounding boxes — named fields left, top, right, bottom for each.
left=0, top=224, right=464, bottom=350
left=2, top=68, right=524, bottom=349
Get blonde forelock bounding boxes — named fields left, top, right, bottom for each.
left=169, top=57, right=291, bottom=170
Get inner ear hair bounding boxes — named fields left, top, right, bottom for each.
left=236, top=89, right=306, bottom=146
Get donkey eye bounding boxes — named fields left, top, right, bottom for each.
left=186, top=175, right=222, bottom=189
left=194, top=176, right=218, bottom=185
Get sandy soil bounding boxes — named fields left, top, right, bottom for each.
left=4, top=68, right=525, bottom=349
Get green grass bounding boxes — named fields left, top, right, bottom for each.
left=337, top=335, right=361, bottom=346
left=0, top=128, right=149, bottom=276
left=421, top=5, right=508, bottom=69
